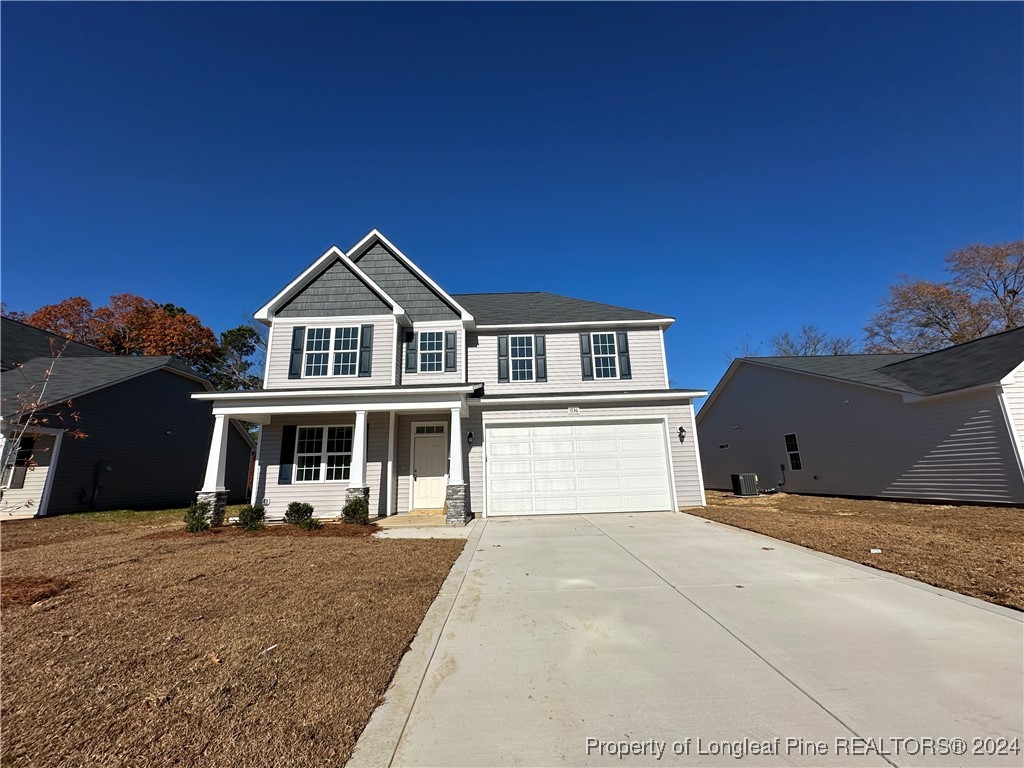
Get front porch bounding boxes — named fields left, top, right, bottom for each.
left=193, top=385, right=478, bottom=525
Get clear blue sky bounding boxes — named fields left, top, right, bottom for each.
left=3, top=2, right=1021, bottom=398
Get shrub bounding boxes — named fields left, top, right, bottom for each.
left=295, top=516, right=321, bottom=531
left=342, top=496, right=370, bottom=525
left=284, top=501, right=315, bottom=527
left=184, top=502, right=210, bottom=533
left=237, top=503, right=266, bottom=531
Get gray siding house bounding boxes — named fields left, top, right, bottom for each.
left=697, top=328, right=1024, bottom=505
left=194, top=229, right=706, bottom=523
left=1, top=318, right=254, bottom=518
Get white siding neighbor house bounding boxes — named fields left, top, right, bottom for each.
left=697, top=328, right=1024, bottom=505
left=193, top=229, right=706, bottom=523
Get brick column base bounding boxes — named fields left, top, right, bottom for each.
left=445, top=484, right=470, bottom=525
left=196, top=490, right=228, bottom=527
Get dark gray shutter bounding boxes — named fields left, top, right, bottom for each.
left=288, top=327, right=305, bottom=379
left=405, top=332, right=418, bottom=373
left=616, top=331, right=631, bottom=380
left=497, top=335, right=509, bottom=382
left=579, top=333, right=593, bottom=380
left=535, top=335, right=547, bottom=382
left=444, top=331, right=457, bottom=372
left=358, top=324, right=374, bottom=377
left=278, top=425, right=296, bottom=484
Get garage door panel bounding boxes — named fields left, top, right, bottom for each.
left=486, top=420, right=673, bottom=517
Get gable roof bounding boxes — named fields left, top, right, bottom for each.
left=1, top=355, right=206, bottom=418
left=254, top=244, right=406, bottom=324
left=1, top=317, right=111, bottom=372
left=453, top=292, right=673, bottom=327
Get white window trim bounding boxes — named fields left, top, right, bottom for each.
left=591, top=331, right=620, bottom=380
left=509, top=334, right=536, bottom=383
left=293, top=425, right=354, bottom=483
left=303, top=326, right=362, bottom=379
left=418, top=330, right=444, bottom=374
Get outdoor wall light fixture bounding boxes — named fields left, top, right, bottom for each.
left=678, top=427, right=686, bottom=443
left=467, top=430, right=474, bottom=446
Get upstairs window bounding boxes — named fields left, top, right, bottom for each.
left=303, top=327, right=360, bottom=377
left=510, top=335, right=535, bottom=382
left=419, top=331, right=443, bottom=372
left=784, top=433, right=802, bottom=470
left=591, top=332, right=618, bottom=379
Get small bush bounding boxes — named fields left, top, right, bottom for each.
left=342, top=496, right=370, bottom=525
left=237, top=503, right=266, bottom=531
left=184, top=502, right=210, bottom=533
left=295, top=516, right=321, bottom=531
left=284, top=501, right=315, bottom=526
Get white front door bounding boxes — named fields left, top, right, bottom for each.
left=412, top=427, right=448, bottom=510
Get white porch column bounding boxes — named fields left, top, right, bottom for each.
left=350, top=410, right=368, bottom=488
left=202, top=414, right=230, bottom=491
left=386, top=411, right=396, bottom=515
left=448, top=407, right=464, bottom=485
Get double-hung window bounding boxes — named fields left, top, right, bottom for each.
left=591, top=332, right=618, bottom=379
left=510, top=335, right=534, bottom=382
left=784, top=433, right=802, bottom=470
left=419, top=331, right=443, bottom=373
left=304, top=327, right=359, bottom=378
left=295, top=426, right=353, bottom=482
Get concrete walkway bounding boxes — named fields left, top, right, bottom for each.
left=351, top=512, right=1023, bottom=767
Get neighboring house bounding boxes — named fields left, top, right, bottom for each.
left=0, top=318, right=254, bottom=518
left=697, top=327, right=1024, bottom=505
left=194, top=229, right=706, bottom=524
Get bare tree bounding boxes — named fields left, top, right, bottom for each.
left=772, top=325, right=857, bottom=356
left=865, top=240, right=1023, bottom=353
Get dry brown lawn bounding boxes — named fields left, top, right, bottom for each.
left=690, top=491, right=1024, bottom=611
left=0, top=508, right=465, bottom=767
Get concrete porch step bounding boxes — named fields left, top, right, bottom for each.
left=375, top=515, right=448, bottom=529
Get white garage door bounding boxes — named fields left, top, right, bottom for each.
left=485, top=421, right=674, bottom=516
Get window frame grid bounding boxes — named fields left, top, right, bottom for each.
left=784, top=433, right=802, bottom=471
left=303, top=326, right=361, bottom=378
left=509, top=334, right=535, bottom=382
left=591, top=332, right=619, bottom=379
left=418, top=331, right=444, bottom=373
left=293, top=425, right=355, bottom=483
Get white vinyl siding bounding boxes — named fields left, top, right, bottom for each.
left=697, top=364, right=1024, bottom=504
left=265, top=316, right=396, bottom=389
left=253, top=413, right=390, bottom=519
left=469, top=328, right=667, bottom=394
left=0, top=433, right=56, bottom=519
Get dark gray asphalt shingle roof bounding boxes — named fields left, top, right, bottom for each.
left=1, top=317, right=110, bottom=372
left=1, top=355, right=200, bottom=417
left=745, top=326, right=1024, bottom=396
left=452, top=292, right=671, bottom=325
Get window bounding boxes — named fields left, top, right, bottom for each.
left=415, top=425, right=445, bottom=435
left=304, top=327, right=360, bottom=377
left=333, top=327, right=359, bottom=376
left=784, top=433, right=802, bottom=470
left=294, top=426, right=353, bottom=482
left=510, top=335, right=534, bottom=381
left=591, top=332, right=618, bottom=379
left=304, top=328, right=331, bottom=377
left=419, top=331, right=443, bottom=372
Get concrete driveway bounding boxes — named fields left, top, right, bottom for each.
left=352, top=513, right=1023, bottom=767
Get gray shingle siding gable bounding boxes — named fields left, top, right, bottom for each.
left=352, top=244, right=460, bottom=322
left=277, top=259, right=392, bottom=318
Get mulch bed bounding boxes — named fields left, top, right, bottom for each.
left=689, top=490, right=1024, bottom=611
left=1, top=512, right=465, bottom=767
left=145, top=522, right=379, bottom=541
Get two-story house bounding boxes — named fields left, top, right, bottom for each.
left=194, top=230, right=707, bottom=524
